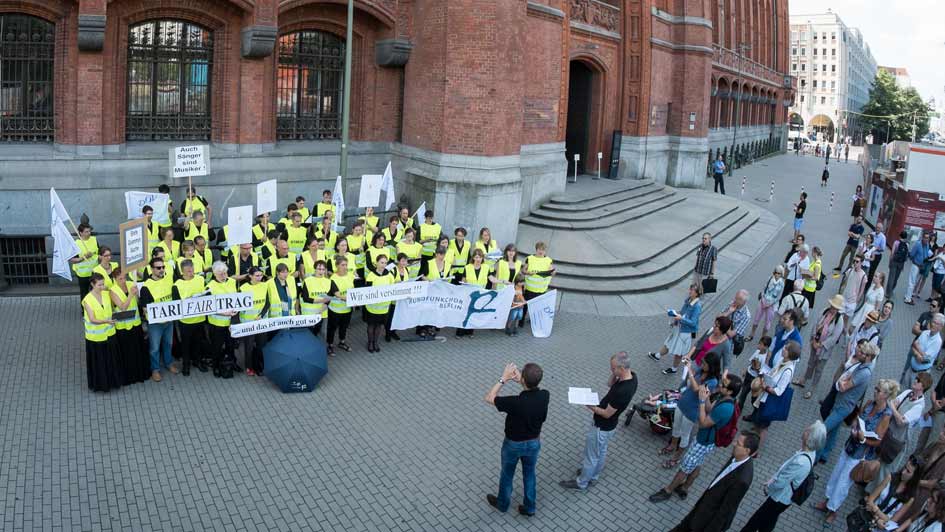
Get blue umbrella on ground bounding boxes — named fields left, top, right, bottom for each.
left=262, top=328, right=328, bottom=393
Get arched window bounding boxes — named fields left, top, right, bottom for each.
left=276, top=30, right=345, bottom=140
left=0, top=14, right=54, bottom=142
left=127, top=20, right=213, bottom=140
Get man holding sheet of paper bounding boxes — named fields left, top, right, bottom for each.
left=560, top=352, right=638, bottom=491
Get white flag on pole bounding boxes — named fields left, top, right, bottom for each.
left=380, top=161, right=396, bottom=211
left=51, top=219, right=79, bottom=281
left=50, top=188, right=72, bottom=229
left=124, top=191, right=170, bottom=224
left=332, top=175, right=345, bottom=232
left=414, top=201, right=427, bottom=225
left=526, top=290, right=557, bottom=338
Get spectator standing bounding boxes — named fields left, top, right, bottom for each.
left=737, top=336, right=772, bottom=414
left=484, top=363, right=550, bottom=516
left=720, top=289, right=751, bottom=357
left=803, top=246, right=823, bottom=308
left=901, top=313, right=944, bottom=389
left=657, top=352, right=722, bottom=467
left=834, top=215, right=865, bottom=273
left=869, top=222, right=888, bottom=282
left=783, top=244, right=811, bottom=302
left=712, top=155, right=726, bottom=195
left=792, top=192, right=807, bottom=241
left=747, top=266, right=784, bottom=341
left=840, top=256, right=868, bottom=330
left=888, top=231, right=912, bottom=296
left=793, top=295, right=846, bottom=399
left=738, top=421, right=825, bottom=532
left=559, top=353, right=637, bottom=491
left=693, top=233, right=717, bottom=287
left=850, top=272, right=886, bottom=334
left=750, top=340, right=801, bottom=452
left=844, top=143, right=850, bottom=162
left=905, top=232, right=932, bottom=305
left=821, top=165, right=830, bottom=187
left=778, top=280, right=810, bottom=329
left=817, top=342, right=878, bottom=463
left=861, top=456, right=927, bottom=532
left=851, top=185, right=865, bottom=219
left=648, top=284, right=702, bottom=368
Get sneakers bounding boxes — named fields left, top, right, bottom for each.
left=168, top=364, right=180, bottom=375
left=559, top=479, right=585, bottom=491
left=647, top=351, right=661, bottom=361
left=661, top=367, right=678, bottom=375
left=151, top=371, right=162, bottom=382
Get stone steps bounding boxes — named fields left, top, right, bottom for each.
left=520, top=191, right=684, bottom=230
left=528, top=186, right=672, bottom=221
left=542, top=181, right=659, bottom=211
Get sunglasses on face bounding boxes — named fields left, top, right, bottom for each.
left=154, top=266, right=165, bottom=270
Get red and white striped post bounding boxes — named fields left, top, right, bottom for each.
left=829, top=191, right=835, bottom=212
left=768, top=180, right=775, bottom=203
left=740, top=176, right=747, bottom=198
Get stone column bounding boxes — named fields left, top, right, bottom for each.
left=75, top=0, right=105, bottom=155
left=236, top=0, right=278, bottom=152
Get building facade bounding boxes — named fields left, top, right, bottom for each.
left=788, top=10, right=877, bottom=143
left=878, top=66, right=911, bottom=89
left=0, top=0, right=791, bottom=278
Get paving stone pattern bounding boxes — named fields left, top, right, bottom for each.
left=0, top=153, right=938, bottom=531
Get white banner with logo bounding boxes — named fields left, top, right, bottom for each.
left=146, top=292, right=254, bottom=324
left=229, top=314, right=322, bottom=338
left=125, top=191, right=170, bottom=224
left=391, top=282, right=514, bottom=330
left=345, top=281, right=427, bottom=308
left=526, top=289, right=557, bottom=338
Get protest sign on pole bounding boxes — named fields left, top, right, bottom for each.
left=146, top=292, right=253, bottom=324
left=118, top=218, right=148, bottom=272
left=332, top=175, right=345, bottom=232
left=169, top=145, right=210, bottom=179
left=257, top=179, right=277, bottom=215
left=526, top=290, right=557, bottom=338
left=391, top=282, right=514, bottom=330
left=380, top=161, right=395, bottom=211
left=358, top=174, right=382, bottom=208
left=125, top=191, right=170, bottom=224
left=50, top=188, right=72, bottom=229
left=229, top=314, right=322, bottom=339
left=227, top=205, right=254, bottom=246
left=345, top=281, right=427, bottom=308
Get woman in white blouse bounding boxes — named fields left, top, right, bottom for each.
left=748, top=265, right=785, bottom=341
left=750, top=340, right=801, bottom=454
left=851, top=271, right=886, bottom=334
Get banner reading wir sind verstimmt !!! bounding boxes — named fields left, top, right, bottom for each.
left=345, top=281, right=427, bottom=308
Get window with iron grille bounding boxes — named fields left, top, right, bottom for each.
left=276, top=31, right=345, bottom=140
left=0, top=236, right=48, bottom=286
left=0, top=14, right=55, bottom=142
left=127, top=20, right=213, bottom=140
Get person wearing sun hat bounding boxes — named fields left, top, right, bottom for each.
left=842, top=309, right=882, bottom=366
left=793, top=294, right=846, bottom=399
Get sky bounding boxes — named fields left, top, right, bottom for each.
left=789, top=0, right=945, bottom=109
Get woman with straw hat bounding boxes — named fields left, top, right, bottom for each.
left=793, top=294, right=846, bottom=399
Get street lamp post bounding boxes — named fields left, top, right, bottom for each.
left=339, top=0, right=354, bottom=182
left=729, top=42, right=751, bottom=177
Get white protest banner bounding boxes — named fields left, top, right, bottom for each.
left=380, top=161, right=395, bottom=211
left=391, top=282, right=514, bottom=330
left=169, top=145, right=210, bottom=178
left=229, top=314, right=322, bottom=339
left=358, top=174, right=382, bottom=208
left=345, top=281, right=428, bottom=308
left=50, top=188, right=72, bottom=229
left=332, top=175, right=345, bottom=232
left=51, top=219, right=79, bottom=281
left=125, top=191, right=170, bottom=224
left=227, top=205, right=254, bottom=246
left=526, top=289, right=557, bottom=338
left=146, top=292, right=253, bottom=324
left=257, top=179, right=277, bottom=215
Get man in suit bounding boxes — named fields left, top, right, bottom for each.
left=669, top=431, right=760, bottom=532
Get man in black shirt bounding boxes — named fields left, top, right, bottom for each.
left=560, top=352, right=638, bottom=490
left=484, top=362, right=549, bottom=516
left=792, top=192, right=807, bottom=241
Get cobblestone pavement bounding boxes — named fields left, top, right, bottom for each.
left=1, top=152, right=939, bottom=531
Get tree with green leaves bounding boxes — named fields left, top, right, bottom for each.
left=860, top=70, right=932, bottom=143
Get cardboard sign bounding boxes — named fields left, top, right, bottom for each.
left=119, top=218, right=149, bottom=272
left=358, top=174, right=383, bottom=208
left=257, top=179, right=277, bottom=215
left=169, top=145, right=210, bottom=178
left=227, top=205, right=254, bottom=246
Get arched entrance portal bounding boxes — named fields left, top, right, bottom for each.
left=565, top=60, right=601, bottom=176
left=810, top=114, right=835, bottom=142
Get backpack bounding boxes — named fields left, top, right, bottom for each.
left=714, top=399, right=740, bottom=448
left=893, top=240, right=909, bottom=264
left=816, top=271, right=826, bottom=291
left=791, top=454, right=816, bottom=505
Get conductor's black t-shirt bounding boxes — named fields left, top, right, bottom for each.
left=594, top=373, right=638, bottom=431
left=494, top=389, right=550, bottom=441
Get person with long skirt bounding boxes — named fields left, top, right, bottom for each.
left=521, top=241, right=555, bottom=326
left=82, top=272, right=123, bottom=392
left=458, top=249, right=491, bottom=337
left=327, top=256, right=356, bottom=356
left=385, top=253, right=410, bottom=342
left=346, top=221, right=369, bottom=282
left=420, top=246, right=453, bottom=337
left=330, top=238, right=357, bottom=277
left=206, top=261, right=239, bottom=377
left=108, top=268, right=149, bottom=384
left=238, top=267, right=270, bottom=376
left=92, top=246, right=119, bottom=290
left=396, top=228, right=423, bottom=279
left=300, top=260, right=331, bottom=338
left=364, top=254, right=395, bottom=352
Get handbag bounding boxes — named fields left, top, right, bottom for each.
left=877, top=396, right=909, bottom=463
left=820, top=385, right=838, bottom=421
left=733, top=335, right=746, bottom=356
left=701, top=277, right=718, bottom=294
left=758, top=385, right=794, bottom=423
left=849, top=459, right=880, bottom=484
left=845, top=505, right=874, bottom=532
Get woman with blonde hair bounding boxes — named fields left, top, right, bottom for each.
left=747, top=265, right=784, bottom=341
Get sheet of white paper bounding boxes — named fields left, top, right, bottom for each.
left=257, top=179, right=277, bottom=215
left=227, top=206, right=254, bottom=246
left=567, top=387, right=600, bottom=406
left=358, top=174, right=383, bottom=208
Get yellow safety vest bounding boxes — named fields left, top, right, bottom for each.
left=365, top=271, right=395, bottom=315
left=92, top=262, right=119, bottom=290
left=316, top=203, right=336, bottom=219
left=328, top=272, right=355, bottom=314
left=393, top=267, right=411, bottom=283
left=449, top=239, right=471, bottom=274
left=260, top=241, right=276, bottom=269
left=367, top=246, right=389, bottom=269
left=425, top=258, right=451, bottom=280
left=315, top=228, right=338, bottom=259
left=495, top=259, right=523, bottom=289
left=347, top=234, right=367, bottom=269
left=182, top=196, right=207, bottom=217
left=239, top=282, right=269, bottom=322
left=146, top=223, right=161, bottom=254
left=464, top=263, right=491, bottom=288
left=525, top=255, right=553, bottom=294
left=381, top=227, right=402, bottom=245
left=158, top=240, right=180, bottom=260
left=192, top=247, right=213, bottom=278
left=297, top=207, right=310, bottom=224
left=285, top=225, right=307, bottom=254
left=110, top=281, right=141, bottom=330
left=174, top=276, right=207, bottom=325
left=359, top=215, right=379, bottom=233
left=397, top=241, right=423, bottom=278
left=301, top=277, right=332, bottom=318
left=330, top=252, right=357, bottom=275
left=252, top=224, right=270, bottom=253
left=269, top=253, right=297, bottom=279
left=82, top=292, right=115, bottom=342
left=267, top=278, right=298, bottom=318
left=229, top=251, right=259, bottom=282
left=207, top=278, right=237, bottom=327
left=476, top=239, right=499, bottom=266
left=300, top=250, right=327, bottom=278
left=185, top=221, right=209, bottom=242
left=217, top=225, right=239, bottom=259
left=805, top=259, right=822, bottom=293
left=72, top=236, right=99, bottom=277
left=142, top=276, right=173, bottom=324
left=419, top=223, right=441, bottom=256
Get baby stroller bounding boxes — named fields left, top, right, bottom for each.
left=624, top=389, right=679, bottom=434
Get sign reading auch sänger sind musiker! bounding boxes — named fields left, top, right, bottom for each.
left=169, top=145, right=210, bottom=178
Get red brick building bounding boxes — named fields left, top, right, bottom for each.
left=0, top=0, right=792, bottom=250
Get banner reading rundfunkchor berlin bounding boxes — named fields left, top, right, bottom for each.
left=146, top=293, right=253, bottom=324
left=391, top=282, right=514, bottom=330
